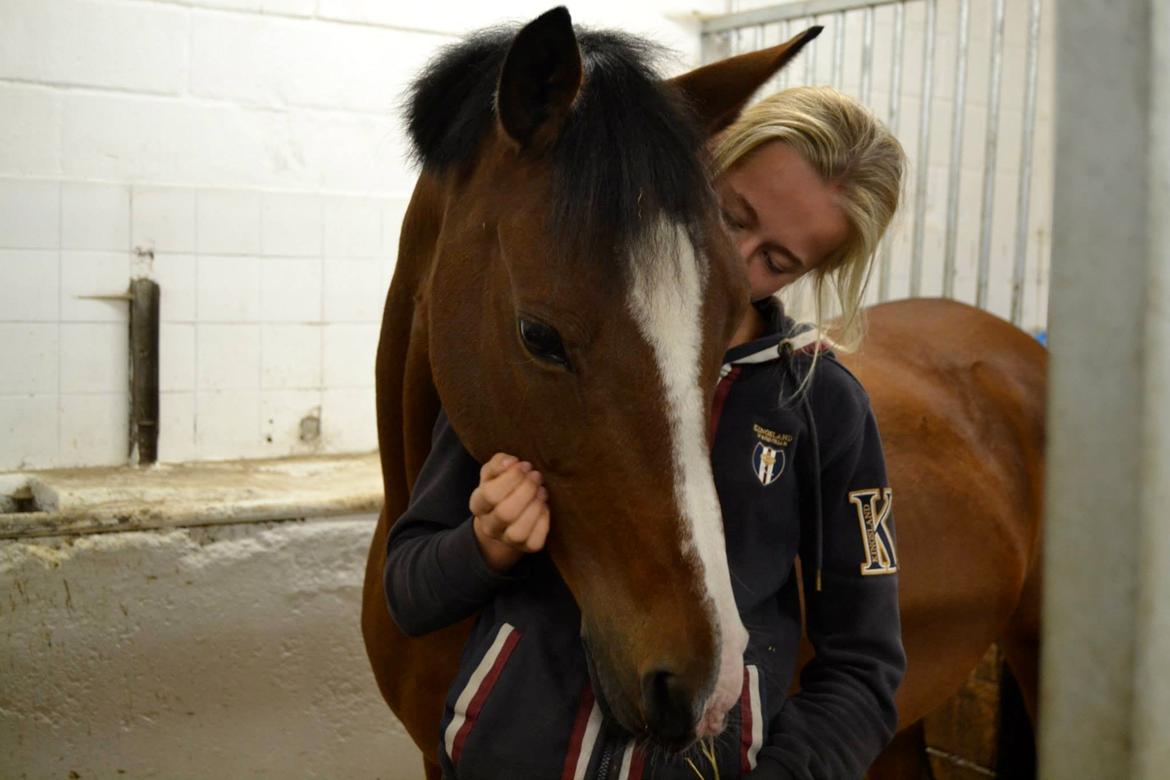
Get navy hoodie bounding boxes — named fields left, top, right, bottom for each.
left=384, top=300, right=905, bottom=779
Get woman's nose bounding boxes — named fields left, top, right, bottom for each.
left=735, top=234, right=757, bottom=263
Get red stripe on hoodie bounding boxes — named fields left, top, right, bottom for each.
left=710, top=366, right=742, bottom=441
left=450, top=628, right=522, bottom=764
left=560, top=685, right=596, bottom=780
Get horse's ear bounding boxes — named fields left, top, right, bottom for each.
left=668, top=26, right=823, bottom=136
left=497, top=6, right=583, bottom=150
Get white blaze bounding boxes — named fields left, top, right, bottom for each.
left=626, top=221, right=748, bottom=734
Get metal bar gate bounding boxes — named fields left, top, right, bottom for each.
left=700, top=0, right=1049, bottom=332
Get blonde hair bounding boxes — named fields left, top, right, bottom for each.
left=711, top=86, right=905, bottom=353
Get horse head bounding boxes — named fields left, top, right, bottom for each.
left=403, top=6, right=818, bottom=749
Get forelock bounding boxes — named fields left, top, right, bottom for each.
left=405, top=26, right=715, bottom=261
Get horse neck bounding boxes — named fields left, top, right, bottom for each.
left=376, top=172, right=447, bottom=515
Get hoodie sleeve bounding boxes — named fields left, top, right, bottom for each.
left=383, top=408, right=520, bottom=637
left=751, top=370, right=906, bottom=779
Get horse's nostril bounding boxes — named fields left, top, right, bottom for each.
left=641, top=669, right=696, bottom=751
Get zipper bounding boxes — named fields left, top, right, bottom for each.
left=594, top=736, right=614, bottom=780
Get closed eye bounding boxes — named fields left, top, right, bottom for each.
left=762, top=249, right=783, bottom=275
left=763, top=247, right=803, bottom=275
left=721, top=209, right=746, bottom=231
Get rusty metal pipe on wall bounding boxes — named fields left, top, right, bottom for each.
left=129, top=278, right=160, bottom=466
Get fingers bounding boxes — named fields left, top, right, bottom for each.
left=524, top=506, right=550, bottom=553
left=473, top=505, right=508, bottom=539
left=468, top=485, right=494, bottom=520
left=469, top=457, right=530, bottom=517
left=480, top=452, right=518, bottom=483
left=502, top=487, right=548, bottom=548
left=492, top=470, right=542, bottom=524
left=471, top=454, right=551, bottom=555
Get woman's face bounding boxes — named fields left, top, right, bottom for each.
left=715, top=141, right=851, bottom=302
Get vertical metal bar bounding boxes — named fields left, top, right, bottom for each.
left=804, top=16, right=817, bottom=84
left=832, top=11, right=846, bottom=87
left=704, top=30, right=733, bottom=65
left=943, top=0, right=971, bottom=298
left=130, top=278, right=160, bottom=465
left=910, top=0, right=938, bottom=297
left=887, top=3, right=905, bottom=141
left=860, top=6, right=875, bottom=106
left=702, top=31, right=716, bottom=65
left=878, top=1, right=905, bottom=301
left=1011, top=0, right=1042, bottom=325
left=756, top=23, right=775, bottom=93
left=779, top=20, right=790, bottom=89
left=976, top=0, right=1006, bottom=309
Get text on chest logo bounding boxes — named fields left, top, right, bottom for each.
left=750, top=424, right=792, bottom=486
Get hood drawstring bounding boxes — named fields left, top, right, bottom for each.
left=780, top=340, right=824, bottom=593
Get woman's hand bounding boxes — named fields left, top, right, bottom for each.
left=470, top=453, right=551, bottom=573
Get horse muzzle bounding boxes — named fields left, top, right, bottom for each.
left=583, top=619, right=746, bottom=751
left=641, top=667, right=702, bottom=751
left=697, top=621, right=748, bottom=739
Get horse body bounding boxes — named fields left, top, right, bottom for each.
left=839, top=299, right=1045, bottom=733
left=360, top=10, right=1045, bottom=777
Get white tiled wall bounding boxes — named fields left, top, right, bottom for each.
left=0, top=0, right=716, bottom=470
left=0, top=176, right=405, bottom=468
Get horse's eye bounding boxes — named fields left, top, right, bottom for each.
left=518, top=318, right=571, bottom=370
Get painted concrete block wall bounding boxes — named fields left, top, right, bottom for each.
left=0, top=0, right=718, bottom=471
left=0, top=514, right=425, bottom=779
left=717, top=0, right=1055, bottom=333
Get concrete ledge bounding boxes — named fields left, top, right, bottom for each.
left=0, top=453, right=383, bottom=539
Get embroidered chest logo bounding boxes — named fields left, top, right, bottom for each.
left=848, top=488, right=898, bottom=576
left=751, top=423, right=793, bottom=487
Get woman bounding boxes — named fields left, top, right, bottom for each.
left=386, top=86, right=906, bottom=779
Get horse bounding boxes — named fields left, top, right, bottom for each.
left=838, top=299, right=1044, bottom=779
left=360, top=9, right=1045, bottom=778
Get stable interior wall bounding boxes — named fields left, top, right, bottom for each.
left=0, top=2, right=721, bottom=775
left=0, top=0, right=718, bottom=471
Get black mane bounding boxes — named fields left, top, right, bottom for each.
left=406, top=25, right=714, bottom=256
